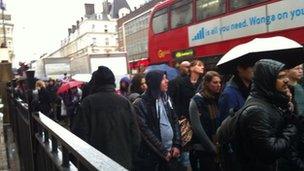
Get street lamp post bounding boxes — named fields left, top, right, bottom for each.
left=0, top=0, right=6, bottom=48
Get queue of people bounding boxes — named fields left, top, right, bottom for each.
left=9, top=59, right=304, bottom=171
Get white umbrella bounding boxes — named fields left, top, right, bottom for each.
left=72, top=74, right=92, bottom=82
left=217, top=36, right=304, bottom=73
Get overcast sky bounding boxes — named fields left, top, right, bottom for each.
left=6, top=0, right=144, bottom=66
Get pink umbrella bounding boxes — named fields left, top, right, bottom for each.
left=57, top=81, right=83, bottom=95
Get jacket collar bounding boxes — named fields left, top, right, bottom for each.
left=184, top=76, right=202, bottom=87
left=226, top=75, right=250, bottom=99
left=94, top=84, right=115, bottom=93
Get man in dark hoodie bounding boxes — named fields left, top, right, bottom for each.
left=72, top=66, right=140, bottom=170
left=236, top=59, right=297, bottom=171
left=133, top=70, right=182, bottom=171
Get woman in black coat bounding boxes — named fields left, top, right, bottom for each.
left=35, top=80, right=52, bottom=117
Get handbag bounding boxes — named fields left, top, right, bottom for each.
left=178, top=116, right=193, bottom=148
left=60, top=100, right=67, bottom=116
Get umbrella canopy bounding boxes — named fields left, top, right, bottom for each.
left=145, top=64, right=179, bottom=80
left=57, top=80, right=83, bottom=95
left=217, top=36, right=304, bottom=73
left=71, top=74, right=92, bottom=82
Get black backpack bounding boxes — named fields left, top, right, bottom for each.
left=217, top=98, right=262, bottom=171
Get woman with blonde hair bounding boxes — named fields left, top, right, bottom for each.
left=35, top=80, right=46, bottom=89
left=35, top=80, right=52, bottom=118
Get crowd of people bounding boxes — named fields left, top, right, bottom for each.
left=12, top=74, right=82, bottom=128
left=9, top=59, right=304, bottom=171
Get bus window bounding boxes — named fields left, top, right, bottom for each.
left=152, top=8, right=169, bottom=34
left=200, top=56, right=221, bottom=71
left=171, top=0, right=193, bottom=29
left=230, top=0, right=267, bottom=10
left=196, top=0, right=226, bottom=21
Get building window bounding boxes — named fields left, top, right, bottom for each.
left=171, top=0, right=193, bottom=29
left=230, top=0, right=266, bottom=10
left=152, top=8, right=169, bottom=34
left=92, top=37, right=96, bottom=45
left=105, top=38, right=109, bottom=46
left=104, top=25, right=108, bottom=33
left=196, top=0, right=225, bottom=21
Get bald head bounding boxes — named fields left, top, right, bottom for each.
left=179, top=61, right=190, bottom=76
left=180, top=61, right=190, bottom=67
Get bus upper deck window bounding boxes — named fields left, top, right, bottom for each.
left=152, top=8, right=169, bottom=34
left=196, top=0, right=226, bottom=21
left=230, top=0, right=267, bottom=10
left=171, top=0, right=193, bottom=29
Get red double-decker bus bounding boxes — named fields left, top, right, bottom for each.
left=148, top=0, right=304, bottom=69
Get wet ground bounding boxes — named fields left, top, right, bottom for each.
left=0, top=113, right=19, bottom=171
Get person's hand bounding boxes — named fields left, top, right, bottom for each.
left=164, top=151, right=172, bottom=162
left=285, top=88, right=292, bottom=102
left=170, top=147, right=180, bottom=158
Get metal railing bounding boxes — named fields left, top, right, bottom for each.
left=7, top=88, right=127, bottom=171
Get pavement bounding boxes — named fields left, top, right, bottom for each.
left=0, top=112, right=20, bottom=171
left=0, top=112, right=8, bottom=170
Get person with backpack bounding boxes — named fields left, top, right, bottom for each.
left=189, top=71, right=222, bottom=171
left=235, top=59, right=297, bottom=171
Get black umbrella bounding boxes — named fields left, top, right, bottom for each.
left=217, top=36, right=304, bottom=74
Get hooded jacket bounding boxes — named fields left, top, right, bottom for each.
left=72, top=66, right=140, bottom=170
left=133, top=71, right=181, bottom=162
left=237, top=59, right=297, bottom=171
left=118, top=77, right=131, bottom=97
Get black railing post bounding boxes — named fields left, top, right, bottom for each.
left=25, top=70, right=36, bottom=171
left=51, top=135, right=58, bottom=153
left=62, top=146, right=70, bottom=168
left=44, top=129, right=49, bottom=143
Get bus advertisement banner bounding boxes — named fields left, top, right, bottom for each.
left=188, top=0, right=304, bottom=47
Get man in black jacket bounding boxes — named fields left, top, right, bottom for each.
left=72, top=66, right=140, bottom=170
left=236, top=59, right=297, bottom=171
left=168, top=61, right=190, bottom=117
left=133, top=70, right=182, bottom=171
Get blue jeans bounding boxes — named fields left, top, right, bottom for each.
left=179, top=151, right=191, bottom=167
